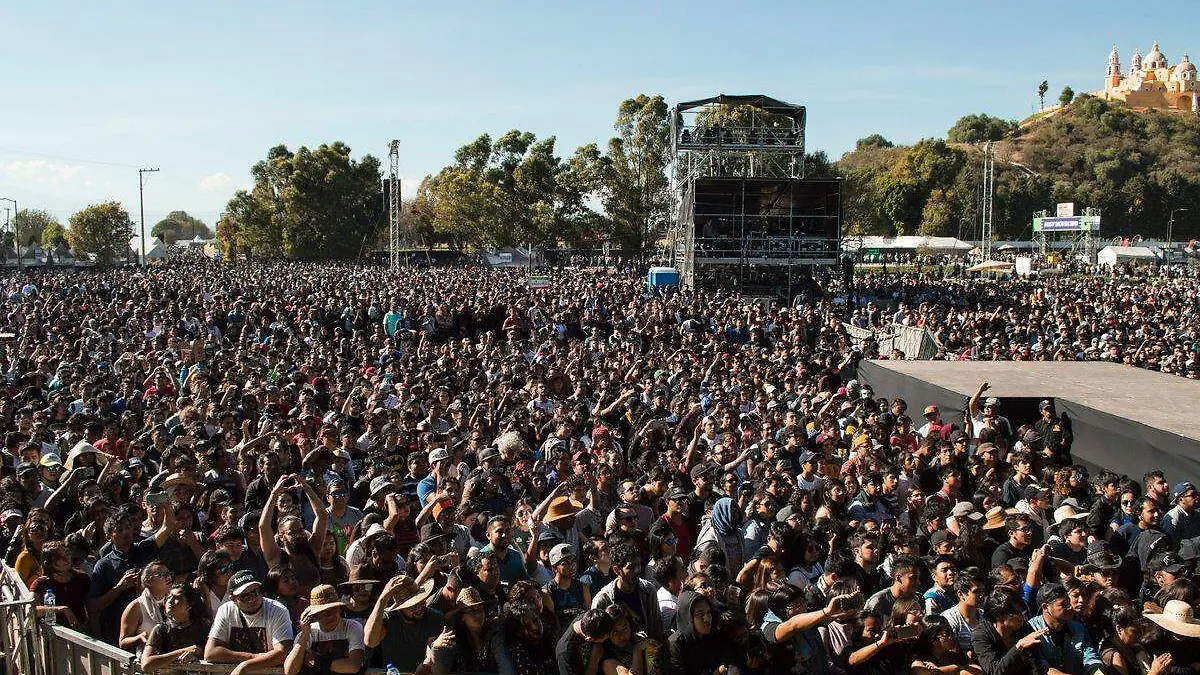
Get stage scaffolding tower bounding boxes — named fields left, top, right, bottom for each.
left=667, top=94, right=841, bottom=302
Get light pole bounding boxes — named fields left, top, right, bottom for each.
left=0, top=197, right=17, bottom=269
left=138, top=168, right=160, bottom=266
left=1168, top=208, right=1188, bottom=250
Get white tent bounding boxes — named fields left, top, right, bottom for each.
left=849, top=236, right=973, bottom=254
left=967, top=260, right=1014, bottom=273
left=129, top=236, right=168, bottom=260
left=1097, top=245, right=1159, bottom=267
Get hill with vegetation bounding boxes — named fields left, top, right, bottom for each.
left=836, top=94, right=1200, bottom=241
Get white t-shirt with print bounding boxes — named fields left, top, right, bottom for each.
left=300, top=618, right=365, bottom=652
left=209, top=598, right=294, bottom=649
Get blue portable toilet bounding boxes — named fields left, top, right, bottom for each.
left=647, top=266, right=680, bottom=290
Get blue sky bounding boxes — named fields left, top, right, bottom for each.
left=0, top=1, right=1191, bottom=228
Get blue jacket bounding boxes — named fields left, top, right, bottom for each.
left=1027, top=615, right=1103, bottom=675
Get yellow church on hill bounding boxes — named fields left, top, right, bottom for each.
left=1097, top=42, right=1199, bottom=112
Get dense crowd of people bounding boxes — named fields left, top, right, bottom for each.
left=1, top=260, right=1199, bottom=675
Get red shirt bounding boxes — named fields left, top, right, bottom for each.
left=663, top=513, right=693, bottom=561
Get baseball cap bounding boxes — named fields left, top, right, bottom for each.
left=689, top=462, right=716, bottom=480
left=229, top=570, right=262, bottom=597
left=923, top=405, right=939, bottom=416
left=1173, top=482, right=1197, bottom=500
left=536, top=529, right=564, bottom=544
left=666, top=486, right=690, bottom=502
left=1038, top=400, right=1053, bottom=411
left=15, top=462, right=37, bottom=476
left=548, top=543, right=575, bottom=566
left=984, top=397, right=1001, bottom=408
left=39, top=454, right=63, bottom=468
left=950, top=502, right=985, bottom=523
left=798, top=451, right=817, bottom=465
left=1149, top=552, right=1188, bottom=575
left=930, top=530, right=954, bottom=547
left=1023, top=485, right=1051, bottom=500
left=369, top=476, right=395, bottom=498
left=428, top=447, right=450, bottom=464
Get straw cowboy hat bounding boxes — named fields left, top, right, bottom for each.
left=1147, top=600, right=1200, bottom=638
left=456, top=587, right=487, bottom=608
left=545, top=496, right=583, bottom=523
left=307, top=584, right=347, bottom=615
left=374, top=574, right=436, bottom=611
left=983, top=506, right=1016, bottom=530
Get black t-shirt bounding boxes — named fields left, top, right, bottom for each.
left=146, top=619, right=210, bottom=656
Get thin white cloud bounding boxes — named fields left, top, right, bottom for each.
left=199, top=172, right=233, bottom=193
left=0, top=159, right=83, bottom=184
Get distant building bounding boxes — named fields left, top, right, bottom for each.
left=1098, top=42, right=1199, bottom=112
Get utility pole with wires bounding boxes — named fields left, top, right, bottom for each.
left=138, top=167, right=160, bottom=267
left=387, top=141, right=401, bottom=270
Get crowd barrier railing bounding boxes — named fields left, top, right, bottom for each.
left=0, top=563, right=42, bottom=675
left=3, top=561, right=492, bottom=675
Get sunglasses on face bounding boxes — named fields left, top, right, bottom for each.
left=234, top=589, right=261, bottom=601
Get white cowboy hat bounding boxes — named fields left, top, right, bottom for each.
left=1052, top=504, right=1090, bottom=525
left=1147, top=600, right=1200, bottom=638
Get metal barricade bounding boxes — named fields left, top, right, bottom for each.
left=41, top=623, right=138, bottom=675
left=0, top=562, right=42, bottom=675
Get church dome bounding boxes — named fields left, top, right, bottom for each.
left=1146, top=41, right=1167, bottom=69
left=1176, top=54, right=1197, bottom=81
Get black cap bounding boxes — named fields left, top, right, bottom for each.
left=1149, top=552, right=1187, bottom=575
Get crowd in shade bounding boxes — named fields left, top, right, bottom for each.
left=0, top=260, right=1199, bottom=675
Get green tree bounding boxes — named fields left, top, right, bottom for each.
left=418, top=131, right=597, bottom=249
left=11, top=209, right=62, bottom=246
left=585, top=95, right=673, bottom=251
left=1059, top=86, right=1075, bottom=107
left=947, top=114, right=1016, bottom=143
left=151, top=210, right=212, bottom=245
left=218, top=142, right=383, bottom=259
left=68, top=201, right=135, bottom=263
left=1038, top=80, right=1049, bottom=110
left=42, top=219, right=68, bottom=248
left=855, top=134, right=893, bottom=150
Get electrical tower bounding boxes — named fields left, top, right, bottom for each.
left=387, top=140, right=401, bottom=270
left=980, top=141, right=995, bottom=259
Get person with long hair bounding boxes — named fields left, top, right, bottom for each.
left=265, top=565, right=308, bottom=632
left=14, top=509, right=53, bottom=585
left=118, top=561, right=173, bottom=652
left=505, top=603, right=555, bottom=675
left=260, top=474, right=328, bottom=597
left=910, top=615, right=983, bottom=675
left=140, top=583, right=212, bottom=673
left=428, top=586, right=512, bottom=674
left=194, top=548, right=236, bottom=616
left=30, top=540, right=89, bottom=628
left=315, top=530, right=350, bottom=587
left=1100, top=606, right=1170, bottom=675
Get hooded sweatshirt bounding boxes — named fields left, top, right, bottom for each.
left=694, top=497, right=745, bottom=571
left=666, top=591, right=726, bottom=675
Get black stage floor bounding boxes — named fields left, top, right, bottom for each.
left=857, top=360, right=1200, bottom=480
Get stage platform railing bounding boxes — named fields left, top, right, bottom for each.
left=844, top=322, right=939, bottom=360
